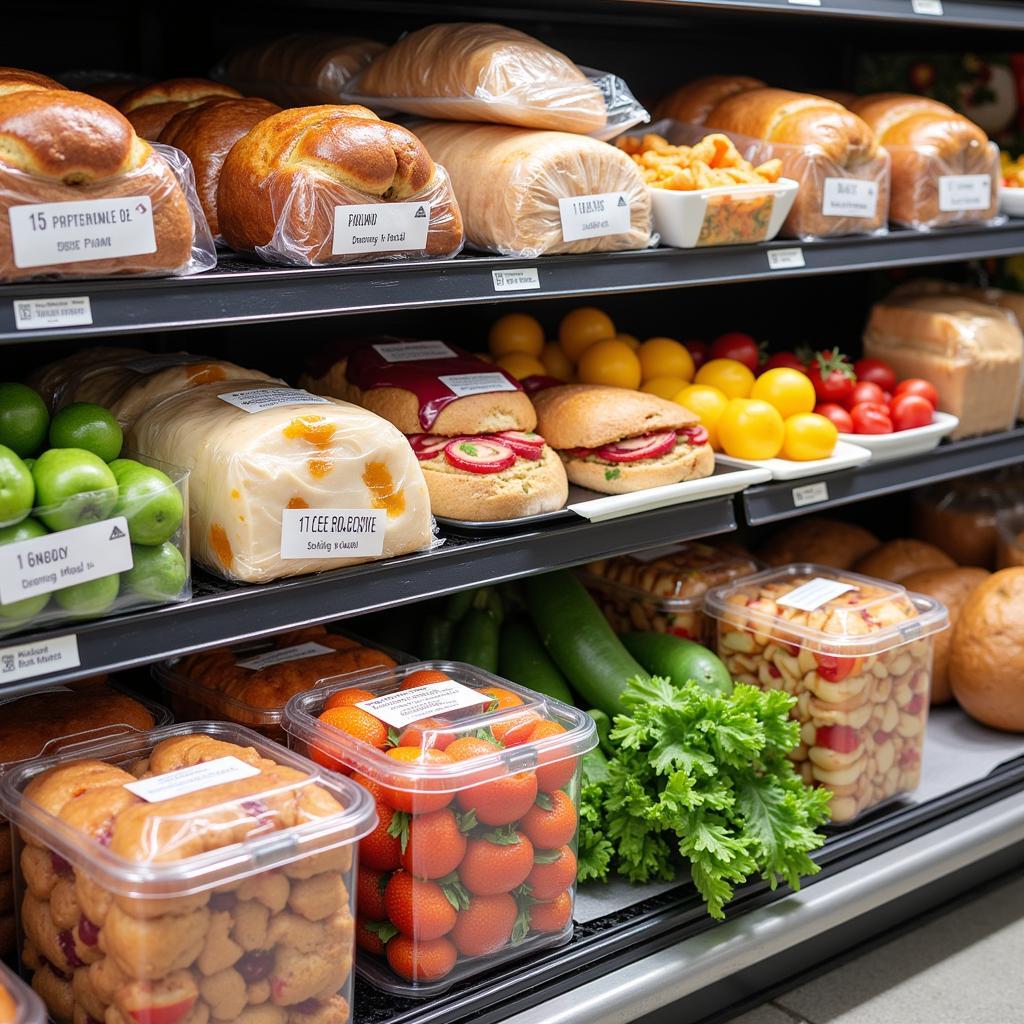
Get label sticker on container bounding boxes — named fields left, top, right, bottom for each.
left=792, top=481, right=829, bottom=507
left=0, top=634, right=79, bottom=683
left=0, top=517, right=132, bottom=605
left=492, top=268, right=540, bottom=292
left=332, top=202, right=431, bottom=254
left=778, top=577, right=858, bottom=612
left=938, top=175, right=991, bottom=212
left=356, top=680, right=490, bottom=728
left=558, top=192, right=631, bottom=242
left=767, top=247, right=805, bottom=270
left=125, top=755, right=261, bottom=803
left=280, top=509, right=386, bottom=559
left=235, top=642, right=335, bottom=671
left=373, top=341, right=455, bottom=362
left=912, top=0, right=943, bottom=14
left=439, top=373, right=519, bottom=398
left=9, top=197, right=156, bottom=268
left=218, top=388, right=333, bottom=414
left=822, top=178, right=879, bottom=218
left=13, top=296, right=92, bottom=330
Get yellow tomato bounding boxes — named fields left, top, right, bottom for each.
left=615, top=333, right=640, bottom=350
left=540, top=341, right=574, bottom=381
left=641, top=376, right=690, bottom=401
left=717, top=399, right=785, bottom=460
left=674, top=384, right=728, bottom=450
left=496, top=353, right=546, bottom=380
left=694, top=358, right=755, bottom=400
left=781, top=413, right=838, bottom=461
left=750, top=368, right=816, bottom=419
left=559, top=307, right=616, bottom=361
left=488, top=313, right=544, bottom=358
left=638, top=337, right=695, bottom=383
left=577, top=338, right=642, bottom=389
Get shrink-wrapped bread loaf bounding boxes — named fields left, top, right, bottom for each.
left=117, top=77, right=242, bottom=139
left=654, top=75, right=764, bottom=126
left=0, top=67, right=65, bottom=97
left=415, top=121, right=651, bottom=257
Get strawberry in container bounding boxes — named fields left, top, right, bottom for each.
left=283, top=663, right=596, bottom=995
left=704, top=565, right=948, bottom=824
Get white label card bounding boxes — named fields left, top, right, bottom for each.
left=938, top=175, right=991, bottom=212
left=235, top=642, right=335, bottom=671
left=779, top=577, right=858, bottom=612
left=125, top=756, right=261, bottom=802
left=822, top=178, right=879, bottom=218
left=13, top=297, right=92, bottom=330
left=10, top=197, right=156, bottom=269
left=0, top=517, right=132, bottom=605
left=492, top=268, right=540, bottom=292
left=912, top=0, right=943, bottom=14
left=788, top=0, right=822, bottom=6
left=558, top=192, right=631, bottom=242
left=767, top=247, right=805, bottom=270
left=0, top=634, right=79, bottom=683
left=373, top=341, right=455, bottom=362
left=332, top=202, right=431, bottom=254
left=792, top=481, right=829, bottom=508
left=218, top=388, right=333, bottom=414
left=439, top=373, right=519, bottom=398
left=356, top=680, right=490, bottom=728
left=280, top=508, right=386, bottom=559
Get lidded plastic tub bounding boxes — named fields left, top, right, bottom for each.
left=0, top=960, right=46, bottom=1024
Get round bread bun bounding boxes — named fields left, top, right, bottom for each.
left=421, top=443, right=568, bottom=520
left=902, top=567, right=989, bottom=704
left=565, top=441, right=714, bottom=495
left=757, top=518, right=879, bottom=569
left=949, top=567, right=1024, bottom=731
left=853, top=538, right=955, bottom=582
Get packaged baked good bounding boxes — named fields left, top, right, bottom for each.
left=705, top=565, right=948, bottom=823
left=57, top=71, right=150, bottom=107
left=0, top=961, right=45, bottom=1024
left=581, top=541, right=759, bottom=642
left=997, top=511, right=1024, bottom=570
left=216, top=106, right=464, bottom=266
left=756, top=518, right=880, bottom=570
left=283, top=662, right=596, bottom=994
left=852, top=539, right=955, bottom=582
left=0, top=722, right=375, bottom=1024
left=654, top=75, right=764, bottom=125
left=116, top=77, right=242, bottom=139
left=0, top=68, right=66, bottom=97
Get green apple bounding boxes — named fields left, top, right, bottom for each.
left=122, top=542, right=188, bottom=601
left=0, top=443, right=34, bottom=527
left=0, top=517, right=50, bottom=622
left=54, top=574, right=120, bottom=618
left=48, top=403, right=123, bottom=464
left=33, top=449, right=118, bottom=532
left=0, top=382, right=49, bottom=458
left=111, top=459, right=183, bottom=546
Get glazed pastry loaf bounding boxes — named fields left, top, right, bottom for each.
left=0, top=67, right=65, bottom=97
left=117, top=77, right=242, bottom=139
left=654, top=74, right=764, bottom=125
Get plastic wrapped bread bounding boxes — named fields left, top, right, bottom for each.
left=128, top=380, right=433, bottom=582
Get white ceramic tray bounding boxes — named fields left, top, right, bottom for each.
left=1000, top=188, right=1024, bottom=218
left=715, top=439, right=873, bottom=481
left=838, top=411, right=959, bottom=463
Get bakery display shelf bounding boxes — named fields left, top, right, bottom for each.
left=5, top=221, right=1024, bottom=343
left=740, top=425, right=1024, bottom=525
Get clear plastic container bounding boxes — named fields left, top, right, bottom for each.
left=0, top=961, right=46, bottom=1024
left=704, top=564, right=948, bottom=824
left=0, top=721, right=375, bottom=1024
left=997, top=510, right=1024, bottom=569
left=580, top=541, right=759, bottom=642
left=283, top=662, right=597, bottom=996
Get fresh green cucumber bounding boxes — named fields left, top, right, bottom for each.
left=524, top=571, right=648, bottom=716
left=443, top=589, right=478, bottom=623
left=498, top=616, right=575, bottom=704
left=451, top=607, right=500, bottom=672
left=417, top=613, right=453, bottom=660
left=587, top=708, right=615, bottom=758
left=622, top=632, right=733, bottom=697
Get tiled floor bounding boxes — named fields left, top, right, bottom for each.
left=728, top=871, right=1024, bottom=1024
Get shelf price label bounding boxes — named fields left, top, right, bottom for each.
left=767, top=247, right=805, bottom=270
left=492, top=268, right=540, bottom=292
left=788, top=0, right=822, bottom=7
left=792, top=481, right=829, bottom=508
left=912, top=0, right=943, bottom=14
left=13, top=296, right=92, bottom=330
left=0, top=634, right=80, bottom=683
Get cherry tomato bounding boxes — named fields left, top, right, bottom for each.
left=807, top=348, right=855, bottom=405
left=894, top=378, right=940, bottom=407
left=710, top=332, right=760, bottom=372
left=853, top=358, right=897, bottom=392
left=780, top=412, right=838, bottom=461
left=761, top=351, right=807, bottom=374
left=683, top=339, right=710, bottom=371
left=816, top=724, right=860, bottom=753
left=845, top=380, right=886, bottom=410
left=814, top=654, right=859, bottom=682
left=850, top=401, right=894, bottom=434
left=814, top=402, right=854, bottom=432
left=890, top=393, right=934, bottom=431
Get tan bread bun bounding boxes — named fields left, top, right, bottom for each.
left=421, top=444, right=568, bottom=520
left=0, top=67, right=65, bottom=97
left=533, top=384, right=696, bottom=449
left=949, top=567, right=1024, bottom=731
left=902, top=567, right=989, bottom=704
left=653, top=75, right=765, bottom=125
left=118, top=78, right=243, bottom=140
left=854, top=539, right=955, bottom=582
left=757, top=518, right=880, bottom=569
left=565, top=439, right=713, bottom=494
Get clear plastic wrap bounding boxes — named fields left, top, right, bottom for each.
left=343, top=22, right=648, bottom=141
left=0, top=961, right=45, bottom=1024
left=414, top=121, right=651, bottom=257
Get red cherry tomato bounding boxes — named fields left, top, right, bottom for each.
left=807, top=348, right=855, bottom=405
left=814, top=653, right=859, bottom=682
left=845, top=380, right=886, bottom=410
left=816, top=724, right=860, bottom=753
left=683, top=339, right=710, bottom=371
left=890, top=393, right=934, bottom=431
left=761, top=351, right=807, bottom=374
left=850, top=401, right=894, bottom=434
left=710, top=332, right=760, bottom=372
left=894, top=378, right=940, bottom=408
left=853, top=358, right=897, bottom=392
left=813, top=402, right=854, bottom=432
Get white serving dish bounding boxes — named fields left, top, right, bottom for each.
left=838, top=411, right=959, bottom=463
left=715, top=439, right=873, bottom=481
left=1000, top=187, right=1024, bottom=218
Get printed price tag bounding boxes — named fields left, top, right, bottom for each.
left=13, top=296, right=92, bottom=330
left=235, top=642, right=335, bottom=671
left=822, top=178, right=879, bottom=218
left=9, top=197, right=155, bottom=269
left=356, top=680, right=490, bottom=728
left=280, top=508, right=386, bottom=559
left=125, top=756, right=261, bottom=802
left=0, top=634, right=79, bottom=683
left=0, top=517, right=132, bottom=605
left=218, top=388, right=333, bottom=414
left=788, top=0, right=822, bottom=6
left=912, top=0, right=943, bottom=14
left=373, top=341, right=455, bottom=362
left=792, top=481, right=829, bottom=507
left=939, top=175, right=992, bottom=212
left=439, top=373, right=519, bottom=398
left=492, top=268, right=540, bottom=292
left=767, top=247, right=805, bottom=270
left=558, top=192, right=631, bottom=242
left=332, top=202, right=431, bottom=254
left=779, top=577, right=858, bottom=612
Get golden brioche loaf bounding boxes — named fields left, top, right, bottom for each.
left=654, top=74, right=764, bottom=125
left=0, top=67, right=65, bottom=97
left=118, top=77, right=242, bottom=139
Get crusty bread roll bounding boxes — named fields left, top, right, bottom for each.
left=0, top=90, right=194, bottom=282
left=0, top=67, right=65, bottom=97
left=654, top=75, right=764, bottom=125
left=118, top=77, right=242, bottom=139
left=853, top=539, right=956, bottom=582
left=59, top=71, right=150, bottom=106
left=358, top=22, right=607, bottom=134
left=415, top=121, right=650, bottom=257
left=217, top=105, right=464, bottom=264
left=757, top=518, right=880, bottom=569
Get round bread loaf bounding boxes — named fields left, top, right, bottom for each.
left=853, top=538, right=955, bottom=582
left=0, top=67, right=65, bottom=97
left=756, top=518, right=879, bottom=569
left=118, top=77, right=242, bottom=139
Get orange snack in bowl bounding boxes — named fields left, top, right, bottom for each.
left=619, top=132, right=782, bottom=190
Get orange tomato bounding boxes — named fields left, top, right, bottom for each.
left=558, top=307, right=616, bottom=361
left=323, top=687, right=376, bottom=710
left=399, top=669, right=451, bottom=691
left=488, top=313, right=544, bottom=358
